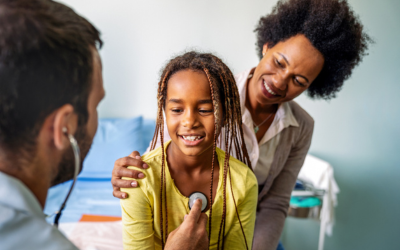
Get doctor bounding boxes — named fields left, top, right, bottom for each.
left=0, top=1, right=208, bottom=249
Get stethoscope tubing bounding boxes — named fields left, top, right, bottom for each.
left=53, top=130, right=80, bottom=227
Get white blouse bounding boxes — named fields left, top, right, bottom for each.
left=236, top=69, right=299, bottom=184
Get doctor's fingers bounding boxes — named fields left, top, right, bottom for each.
left=197, top=213, right=208, bottom=228
left=185, top=199, right=203, bottom=224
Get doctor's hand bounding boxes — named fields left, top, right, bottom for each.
left=111, top=151, right=148, bottom=199
left=165, top=199, right=209, bottom=250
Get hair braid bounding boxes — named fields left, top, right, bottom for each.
left=151, top=71, right=170, bottom=151
left=160, top=117, right=165, bottom=248
left=202, top=68, right=218, bottom=246
left=154, top=71, right=170, bottom=249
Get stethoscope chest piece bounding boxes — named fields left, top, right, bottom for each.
left=188, top=192, right=208, bottom=212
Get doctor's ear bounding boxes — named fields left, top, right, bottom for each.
left=52, top=104, right=78, bottom=150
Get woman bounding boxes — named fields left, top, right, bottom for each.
left=111, top=0, right=371, bottom=249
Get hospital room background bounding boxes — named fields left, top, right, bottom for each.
left=47, top=0, right=400, bottom=249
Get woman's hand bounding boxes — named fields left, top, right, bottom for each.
left=111, top=151, right=149, bottom=199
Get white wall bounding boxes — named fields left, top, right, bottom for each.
left=58, top=1, right=400, bottom=249
left=59, top=0, right=276, bottom=119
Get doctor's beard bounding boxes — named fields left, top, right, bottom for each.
left=50, top=124, right=93, bottom=187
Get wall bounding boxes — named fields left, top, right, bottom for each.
left=283, top=0, right=400, bottom=249
left=58, top=0, right=400, bottom=249
left=58, top=0, right=274, bottom=119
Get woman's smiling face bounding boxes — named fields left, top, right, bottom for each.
left=165, top=69, right=221, bottom=157
left=249, top=34, right=325, bottom=106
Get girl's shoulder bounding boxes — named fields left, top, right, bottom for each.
left=141, top=145, right=163, bottom=163
left=215, top=147, right=251, bottom=169
left=141, top=140, right=172, bottom=164
left=215, top=147, right=257, bottom=189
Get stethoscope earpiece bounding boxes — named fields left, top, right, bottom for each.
left=52, top=126, right=80, bottom=227
left=188, top=192, right=208, bottom=212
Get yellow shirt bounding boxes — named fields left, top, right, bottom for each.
left=121, top=141, right=258, bottom=250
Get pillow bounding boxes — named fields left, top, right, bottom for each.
left=78, top=116, right=145, bottom=179
left=142, top=119, right=156, bottom=151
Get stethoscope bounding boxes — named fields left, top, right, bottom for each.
left=188, top=192, right=208, bottom=212
left=46, top=127, right=80, bottom=228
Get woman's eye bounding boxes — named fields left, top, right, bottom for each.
left=295, top=78, right=306, bottom=87
left=275, top=58, right=283, bottom=67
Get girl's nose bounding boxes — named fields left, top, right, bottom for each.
left=181, top=110, right=197, bottom=128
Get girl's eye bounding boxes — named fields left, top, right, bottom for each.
left=171, top=109, right=183, bottom=113
left=199, top=109, right=213, bottom=114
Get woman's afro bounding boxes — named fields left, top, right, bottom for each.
left=255, top=0, right=372, bottom=99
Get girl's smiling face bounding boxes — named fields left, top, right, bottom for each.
left=165, top=69, right=221, bottom=157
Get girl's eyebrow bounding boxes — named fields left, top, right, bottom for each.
left=198, top=99, right=212, bottom=104
left=167, top=99, right=212, bottom=104
left=168, top=98, right=183, bottom=103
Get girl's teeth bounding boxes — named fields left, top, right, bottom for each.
left=182, top=136, right=201, bottom=141
left=263, top=81, right=277, bottom=96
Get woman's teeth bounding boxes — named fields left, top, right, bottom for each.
left=182, top=135, right=202, bottom=141
left=264, top=80, right=277, bottom=96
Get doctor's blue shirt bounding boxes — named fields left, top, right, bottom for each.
left=0, top=171, right=78, bottom=250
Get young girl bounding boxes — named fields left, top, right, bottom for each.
left=120, top=51, right=258, bottom=250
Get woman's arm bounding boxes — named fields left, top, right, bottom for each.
left=112, top=121, right=170, bottom=199
left=224, top=170, right=258, bottom=250
left=252, top=123, right=314, bottom=250
left=120, top=176, right=154, bottom=250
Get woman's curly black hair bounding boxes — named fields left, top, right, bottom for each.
left=255, top=0, right=372, bottom=99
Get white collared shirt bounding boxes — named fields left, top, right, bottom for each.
left=231, top=69, right=299, bottom=184
left=0, top=171, right=78, bottom=250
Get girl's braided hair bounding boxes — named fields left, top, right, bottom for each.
left=150, top=51, right=252, bottom=249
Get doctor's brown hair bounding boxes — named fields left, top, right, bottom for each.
left=0, top=0, right=102, bottom=158
left=150, top=51, right=252, bottom=249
